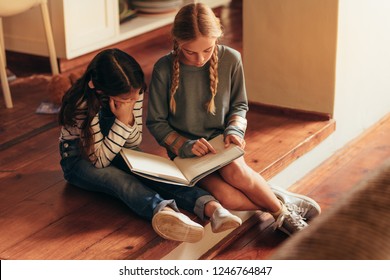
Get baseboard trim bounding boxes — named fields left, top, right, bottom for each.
left=249, top=101, right=332, bottom=122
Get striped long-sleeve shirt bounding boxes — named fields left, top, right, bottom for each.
left=60, top=95, right=143, bottom=168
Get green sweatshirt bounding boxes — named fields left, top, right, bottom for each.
left=147, top=45, right=248, bottom=158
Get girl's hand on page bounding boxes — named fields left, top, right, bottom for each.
left=191, top=138, right=216, bottom=157
left=224, top=134, right=246, bottom=149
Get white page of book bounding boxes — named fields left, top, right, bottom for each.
left=122, top=149, right=188, bottom=183
left=174, top=135, right=244, bottom=182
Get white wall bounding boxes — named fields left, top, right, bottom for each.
left=333, top=0, right=390, bottom=143
left=243, top=0, right=338, bottom=115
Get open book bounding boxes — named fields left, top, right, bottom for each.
left=120, top=135, right=244, bottom=186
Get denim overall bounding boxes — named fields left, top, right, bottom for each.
left=59, top=106, right=214, bottom=221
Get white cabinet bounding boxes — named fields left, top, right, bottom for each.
left=62, top=0, right=117, bottom=58
left=2, top=0, right=230, bottom=60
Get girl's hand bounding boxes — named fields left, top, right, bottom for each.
left=224, top=134, right=246, bottom=149
left=109, top=97, right=137, bottom=126
left=191, top=138, right=217, bottom=157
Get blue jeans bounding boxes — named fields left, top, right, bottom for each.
left=59, top=109, right=215, bottom=221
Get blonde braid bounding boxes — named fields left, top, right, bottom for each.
left=170, top=42, right=180, bottom=114
left=207, top=45, right=219, bottom=115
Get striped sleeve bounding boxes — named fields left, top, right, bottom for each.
left=224, top=114, right=247, bottom=139
left=90, top=114, right=132, bottom=168
left=91, top=95, right=144, bottom=168
left=60, top=98, right=144, bottom=168
left=123, top=94, right=143, bottom=149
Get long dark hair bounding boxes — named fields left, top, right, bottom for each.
left=59, top=48, right=146, bottom=157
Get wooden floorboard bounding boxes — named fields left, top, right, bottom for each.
left=244, top=114, right=335, bottom=180
left=0, top=77, right=56, bottom=151
left=207, top=113, right=390, bottom=260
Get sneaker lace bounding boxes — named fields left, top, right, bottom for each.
left=285, top=203, right=309, bottom=217
left=274, top=208, right=307, bottom=231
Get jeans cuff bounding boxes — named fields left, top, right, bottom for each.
left=194, top=195, right=217, bottom=221
left=153, top=199, right=179, bottom=216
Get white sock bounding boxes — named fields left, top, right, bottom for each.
left=211, top=208, right=242, bottom=233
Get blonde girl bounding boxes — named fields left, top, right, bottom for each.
left=147, top=3, right=321, bottom=235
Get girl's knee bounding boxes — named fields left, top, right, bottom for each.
left=221, top=160, right=252, bottom=185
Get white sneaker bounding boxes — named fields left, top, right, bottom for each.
left=210, top=208, right=242, bottom=233
left=271, top=185, right=321, bottom=220
left=152, top=208, right=204, bottom=243
left=274, top=204, right=308, bottom=236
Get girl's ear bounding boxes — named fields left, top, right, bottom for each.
left=88, top=80, right=95, bottom=89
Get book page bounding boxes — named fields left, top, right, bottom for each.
left=173, top=135, right=244, bottom=184
left=121, top=149, right=189, bottom=184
